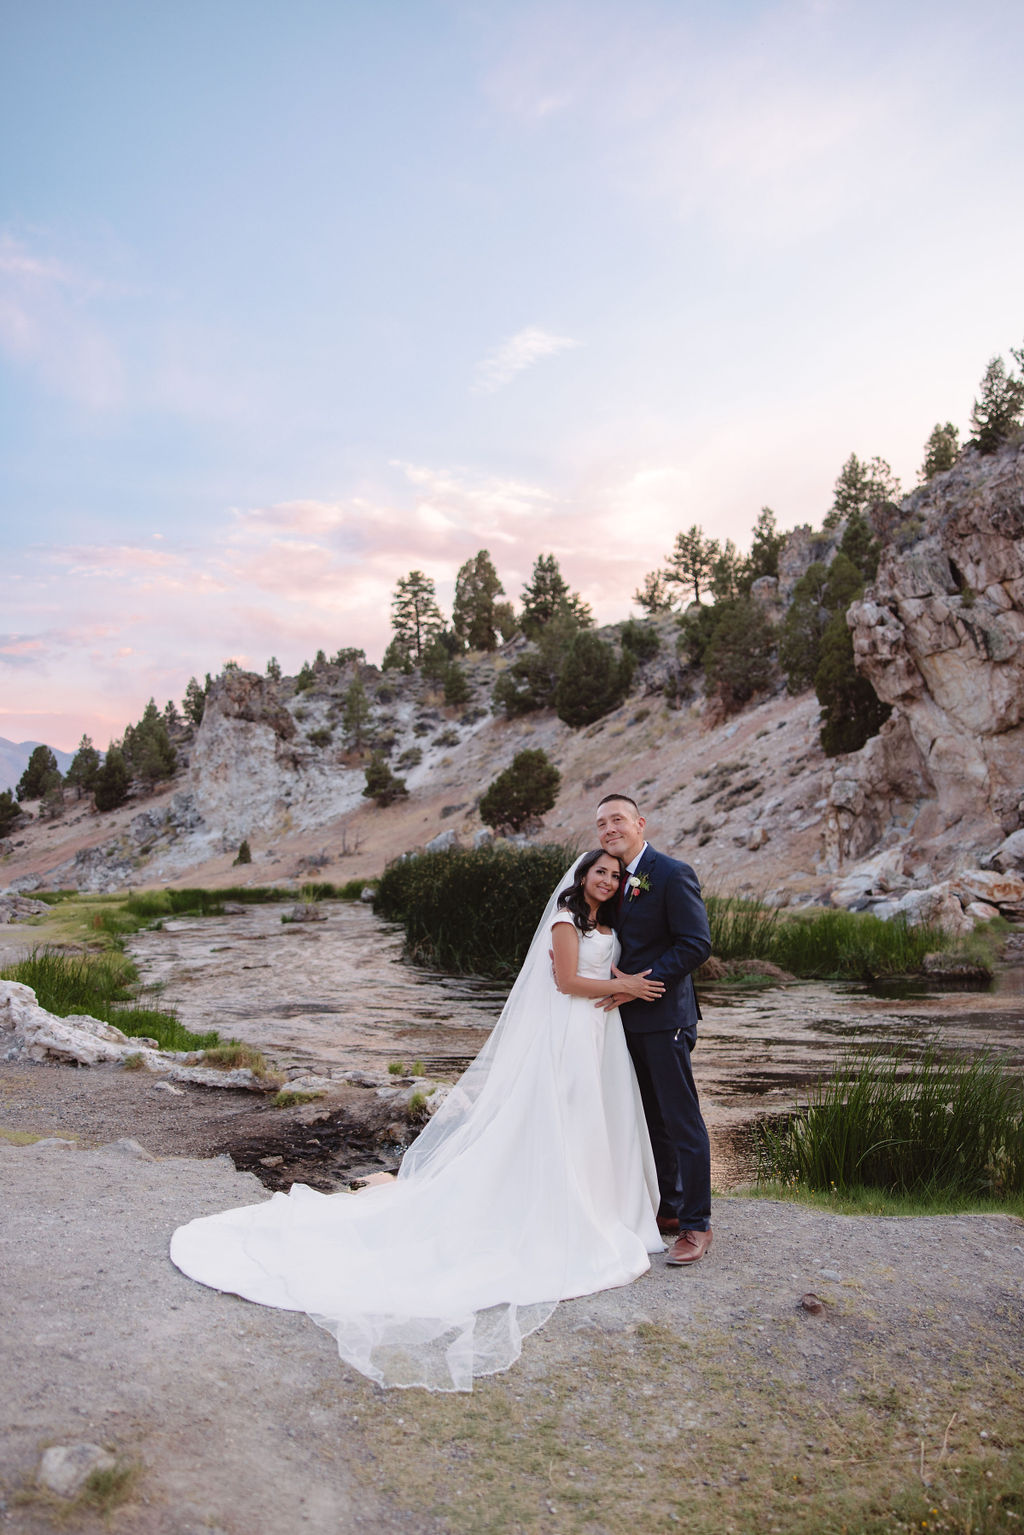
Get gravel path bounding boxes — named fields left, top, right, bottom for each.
left=2, top=1068, right=1023, bottom=1535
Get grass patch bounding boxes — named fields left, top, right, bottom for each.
left=332, top=1309, right=1024, bottom=1535
left=271, top=1089, right=325, bottom=1108
left=705, top=895, right=956, bottom=980
left=374, top=842, right=578, bottom=978
left=757, top=1046, right=1024, bottom=1197
left=0, top=947, right=218, bottom=1052
left=200, top=1042, right=273, bottom=1075
left=748, top=1180, right=1024, bottom=1220
left=79, top=1459, right=142, bottom=1515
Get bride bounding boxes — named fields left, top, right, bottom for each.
left=170, top=849, right=666, bottom=1392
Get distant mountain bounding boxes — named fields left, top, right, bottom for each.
left=0, top=739, right=76, bottom=795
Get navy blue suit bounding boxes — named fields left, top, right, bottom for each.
left=615, top=845, right=713, bottom=1232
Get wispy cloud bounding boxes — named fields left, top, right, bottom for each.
left=472, top=325, right=579, bottom=394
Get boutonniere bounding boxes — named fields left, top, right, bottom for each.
left=626, top=873, right=651, bottom=901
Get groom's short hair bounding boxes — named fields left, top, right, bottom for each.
left=596, top=793, right=639, bottom=813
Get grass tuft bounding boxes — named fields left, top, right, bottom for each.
left=757, top=1045, right=1024, bottom=1197
left=0, top=948, right=218, bottom=1051
left=271, top=1088, right=326, bottom=1108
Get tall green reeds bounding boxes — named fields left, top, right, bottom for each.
left=0, top=948, right=217, bottom=1052
left=757, top=1046, right=1024, bottom=1197
left=374, top=843, right=577, bottom=978
left=705, top=895, right=953, bottom=979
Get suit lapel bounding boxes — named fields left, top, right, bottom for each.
left=619, top=845, right=656, bottom=922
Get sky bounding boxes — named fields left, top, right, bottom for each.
left=2, top=0, right=1022, bottom=751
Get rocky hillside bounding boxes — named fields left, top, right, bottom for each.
left=3, top=441, right=1022, bottom=933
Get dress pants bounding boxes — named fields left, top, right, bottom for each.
left=625, top=1026, right=711, bottom=1232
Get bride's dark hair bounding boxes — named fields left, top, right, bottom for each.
left=557, top=848, right=625, bottom=934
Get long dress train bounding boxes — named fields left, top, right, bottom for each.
left=170, top=877, right=661, bottom=1391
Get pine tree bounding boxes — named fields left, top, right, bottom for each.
left=779, top=562, right=831, bottom=693
left=826, top=455, right=901, bottom=527
left=183, top=675, right=209, bottom=726
left=970, top=356, right=1024, bottom=453
left=452, top=550, right=505, bottom=651
left=919, top=422, right=960, bottom=481
left=16, top=745, right=60, bottom=802
left=362, top=752, right=408, bottom=807
left=93, top=745, right=131, bottom=811
left=266, top=656, right=282, bottom=681
left=342, top=678, right=371, bottom=747
left=710, top=539, right=742, bottom=600
left=443, top=663, right=470, bottom=707
left=391, top=571, right=445, bottom=661
left=554, top=631, right=634, bottom=728
left=124, top=699, right=177, bottom=788
left=479, top=749, right=561, bottom=832
left=745, top=506, right=784, bottom=585
left=815, top=613, right=891, bottom=756
left=633, top=570, right=673, bottom=614
left=381, top=637, right=414, bottom=673
left=65, top=735, right=101, bottom=799
left=0, top=788, right=22, bottom=837
left=664, top=526, right=720, bottom=604
left=520, top=554, right=591, bottom=639
left=704, top=598, right=776, bottom=714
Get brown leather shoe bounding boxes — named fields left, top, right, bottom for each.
left=665, top=1228, right=713, bottom=1266
left=657, top=1215, right=680, bottom=1235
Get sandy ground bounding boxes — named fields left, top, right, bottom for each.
left=2, top=1066, right=1023, bottom=1535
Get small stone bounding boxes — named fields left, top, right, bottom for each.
left=820, top=1268, right=842, bottom=1282
left=38, top=1444, right=115, bottom=1498
left=259, top=1155, right=284, bottom=1167
left=105, top=1138, right=156, bottom=1161
left=800, top=1293, right=824, bottom=1314
left=153, top=1081, right=185, bottom=1096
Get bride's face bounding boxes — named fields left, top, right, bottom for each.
left=583, top=856, right=621, bottom=908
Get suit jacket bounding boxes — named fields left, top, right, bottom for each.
left=614, top=845, right=711, bottom=1038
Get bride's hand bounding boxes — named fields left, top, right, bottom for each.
left=611, top=965, right=665, bottom=1001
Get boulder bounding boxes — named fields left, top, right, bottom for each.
left=989, top=829, right=1024, bottom=872
left=955, top=867, right=1024, bottom=917
left=38, top=1444, right=116, bottom=1499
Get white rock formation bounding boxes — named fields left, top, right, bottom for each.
left=828, top=440, right=1024, bottom=878
left=0, top=979, right=265, bottom=1088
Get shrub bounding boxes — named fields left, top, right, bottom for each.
left=555, top=631, right=633, bottom=727
left=363, top=753, right=408, bottom=807
left=479, top=748, right=561, bottom=832
left=619, top=619, right=661, bottom=663
left=307, top=727, right=333, bottom=748
left=396, top=747, right=423, bottom=769
left=374, top=842, right=577, bottom=977
left=234, top=839, right=252, bottom=865
left=757, top=1047, right=1024, bottom=1197
left=443, top=662, right=470, bottom=706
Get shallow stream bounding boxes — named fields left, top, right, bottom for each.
left=128, top=900, right=1024, bottom=1188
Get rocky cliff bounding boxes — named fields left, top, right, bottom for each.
left=828, top=441, right=1023, bottom=903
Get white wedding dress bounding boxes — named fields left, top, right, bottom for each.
left=170, top=874, right=662, bottom=1392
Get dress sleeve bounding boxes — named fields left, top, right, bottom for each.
left=550, top=912, right=577, bottom=930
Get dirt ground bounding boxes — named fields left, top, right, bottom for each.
left=2, top=1062, right=1023, bottom=1535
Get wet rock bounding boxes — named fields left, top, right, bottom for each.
left=285, top=903, right=328, bottom=923
left=38, top=1444, right=115, bottom=1498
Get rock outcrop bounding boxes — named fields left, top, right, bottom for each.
left=187, top=669, right=366, bottom=842
left=828, top=440, right=1024, bottom=883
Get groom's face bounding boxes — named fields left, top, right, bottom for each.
left=596, top=799, right=646, bottom=864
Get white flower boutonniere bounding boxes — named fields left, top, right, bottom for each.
left=627, top=873, right=651, bottom=901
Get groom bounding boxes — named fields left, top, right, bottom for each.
left=596, top=794, right=714, bottom=1265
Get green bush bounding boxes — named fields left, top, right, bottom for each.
left=619, top=619, right=660, bottom=663
left=757, top=1046, right=1024, bottom=1197
left=704, top=896, right=951, bottom=980
left=554, top=631, right=633, bottom=727
left=479, top=748, right=561, bottom=832
left=374, top=842, right=576, bottom=977
left=363, top=752, right=408, bottom=806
